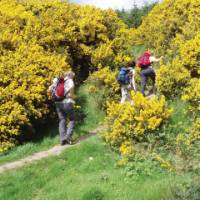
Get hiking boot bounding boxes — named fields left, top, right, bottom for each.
left=66, top=136, right=72, bottom=145
left=60, top=139, right=67, bottom=146
left=148, top=86, right=156, bottom=96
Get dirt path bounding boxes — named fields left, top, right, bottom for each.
left=0, top=126, right=104, bottom=174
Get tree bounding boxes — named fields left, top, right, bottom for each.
left=116, top=2, right=157, bottom=28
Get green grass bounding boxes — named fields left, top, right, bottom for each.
left=74, top=83, right=105, bottom=138
left=0, top=84, right=105, bottom=165
left=0, top=136, right=187, bottom=200
left=130, top=44, right=146, bottom=59
left=0, top=94, right=195, bottom=200
left=161, top=98, right=195, bottom=141
left=169, top=98, right=194, bottom=128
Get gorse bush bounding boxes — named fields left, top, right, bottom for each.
left=133, top=0, right=200, bottom=98
left=156, top=33, right=200, bottom=97
left=180, top=33, right=200, bottom=78
left=0, top=44, right=69, bottom=152
left=135, top=0, right=200, bottom=55
left=87, top=0, right=200, bottom=175
left=192, top=118, right=200, bottom=141
left=181, top=78, right=200, bottom=113
left=90, top=0, right=199, bottom=110
left=1, top=0, right=199, bottom=162
left=156, top=59, right=190, bottom=98
left=0, top=0, right=134, bottom=151
left=104, top=92, right=173, bottom=155
left=88, top=66, right=120, bottom=105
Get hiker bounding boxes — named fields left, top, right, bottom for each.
left=137, top=51, right=163, bottom=96
left=118, top=61, right=136, bottom=104
left=49, top=71, right=75, bottom=145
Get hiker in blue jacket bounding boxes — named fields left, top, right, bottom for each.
left=118, top=61, right=136, bottom=104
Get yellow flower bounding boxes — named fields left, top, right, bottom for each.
left=104, top=92, right=172, bottom=155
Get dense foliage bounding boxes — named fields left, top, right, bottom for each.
left=133, top=0, right=200, bottom=99
left=0, top=0, right=133, bottom=151
left=105, top=93, right=172, bottom=155
left=93, top=0, right=200, bottom=175
left=1, top=0, right=200, bottom=183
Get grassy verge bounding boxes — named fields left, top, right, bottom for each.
left=0, top=136, right=188, bottom=200
left=0, top=83, right=105, bottom=165
left=74, top=83, right=105, bottom=138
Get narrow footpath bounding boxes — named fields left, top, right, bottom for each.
left=0, top=127, right=103, bottom=174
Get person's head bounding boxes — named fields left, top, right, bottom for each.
left=127, top=60, right=136, bottom=68
left=144, top=50, right=151, bottom=56
left=64, top=71, right=75, bottom=79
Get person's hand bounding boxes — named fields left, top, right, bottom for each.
left=48, top=86, right=52, bottom=92
left=127, top=84, right=132, bottom=90
left=47, top=90, right=52, bottom=97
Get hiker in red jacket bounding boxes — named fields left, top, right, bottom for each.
left=137, top=51, right=163, bottom=96
left=49, top=71, right=75, bottom=145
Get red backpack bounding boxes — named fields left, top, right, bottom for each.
left=52, top=77, right=65, bottom=101
left=137, top=51, right=151, bottom=68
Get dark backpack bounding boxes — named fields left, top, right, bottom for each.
left=137, top=52, right=151, bottom=68
left=52, top=77, right=65, bottom=101
left=117, top=68, right=130, bottom=85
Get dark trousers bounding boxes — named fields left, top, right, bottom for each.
left=55, top=102, right=75, bottom=143
left=141, top=67, right=156, bottom=96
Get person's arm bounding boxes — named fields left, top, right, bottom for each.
left=130, top=70, right=136, bottom=91
left=48, top=85, right=53, bottom=93
left=64, top=79, right=74, bottom=96
left=48, top=77, right=58, bottom=95
left=149, top=56, right=163, bottom=63
left=131, top=78, right=136, bottom=91
left=131, top=75, right=136, bottom=91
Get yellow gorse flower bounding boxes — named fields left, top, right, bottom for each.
left=104, top=92, right=173, bottom=155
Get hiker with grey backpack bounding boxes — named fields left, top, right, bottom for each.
left=117, top=61, right=136, bottom=104
left=48, top=71, right=75, bottom=145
